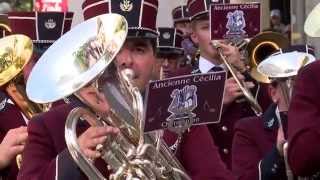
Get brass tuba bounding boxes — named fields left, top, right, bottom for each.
left=0, top=34, right=41, bottom=119
left=26, top=13, right=191, bottom=180
left=257, top=50, right=316, bottom=180
left=0, top=34, right=49, bottom=168
left=0, top=23, right=11, bottom=37
left=246, top=31, right=289, bottom=83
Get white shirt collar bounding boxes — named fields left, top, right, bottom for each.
left=199, top=56, right=216, bottom=73
left=7, top=98, right=29, bottom=124
left=199, top=56, right=226, bottom=73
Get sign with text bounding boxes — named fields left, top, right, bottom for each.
left=144, top=71, right=226, bottom=133
left=210, top=3, right=261, bottom=40
left=35, top=0, right=68, bottom=12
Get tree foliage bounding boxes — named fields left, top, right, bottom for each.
left=2, top=0, right=33, bottom=11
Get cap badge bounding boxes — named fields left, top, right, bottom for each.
left=120, top=0, right=133, bottom=12
left=0, top=98, right=6, bottom=111
left=45, top=19, right=56, bottom=29
left=267, top=118, right=275, bottom=128
left=163, top=32, right=171, bottom=39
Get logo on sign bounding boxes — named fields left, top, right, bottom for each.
left=167, top=85, right=198, bottom=122
left=226, top=10, right=246, bottom=35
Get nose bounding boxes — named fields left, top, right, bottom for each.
left=162, top=58, right=169, bottom=67
left=115, top=48, right=133, bottom=69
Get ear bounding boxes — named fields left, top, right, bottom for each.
left=190, top=30, right=199, bottom=45
left=267, top=85, right=278, bottom=103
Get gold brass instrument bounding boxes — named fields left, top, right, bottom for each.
left=211, top=40, right=263, bottom=116
left=257, top=51, right=316, bottom=180
left=0, top=34, right=48, bottom=169
left=26, top=13, right=190, bottom=180
left=0, top=35, right=45, bottom=119
left=0, top=23, right=11, bottom=37
left=246, top=31, right=289, bottom=83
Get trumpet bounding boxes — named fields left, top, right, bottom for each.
left=26, top=13, right=190, bottom=180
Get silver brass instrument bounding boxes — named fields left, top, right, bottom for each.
left=258, top=51, right=315, bottom=107
left=258, top=51, right=316, bottom=180
left=0, top=34, right=50, bottom=169
left=304, top=3, right=320, bottom=38
left=26, top=13, right=190, bottom=180
left=211, top=40, right=263, bottom=116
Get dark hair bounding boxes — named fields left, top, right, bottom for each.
left=270, top=78, right=287, bottom=88
left=156, top=52, right=183, bottom=59
left=271, top=80, right=278, bottom=88
left=124, top=37, right=157, bottom=55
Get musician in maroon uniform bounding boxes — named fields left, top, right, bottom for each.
left=186, top=0, right=271, bottom=169
left=232, top=82, right=287, bottom=180
left=18, top=0, right=235, bottom=180
left=0, top=91, right=27, bottom=180
left=154, top=27, right=186, bottom=79
left=0, top=12, right=73, bottom=180
left=287, top=60, right=320, bottom=177
left=232, top=45, right=315, bottom=180
left=172, top=5, right=197, bottom=67
left=0, top=14, right=26, bottom=180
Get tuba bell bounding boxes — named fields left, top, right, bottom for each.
left=26, top=13, right=191, bottom=180
left=0, top=34, right=47, bottom=119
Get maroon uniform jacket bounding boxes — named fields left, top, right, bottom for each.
left=191, top=66, right=272, bottom=169
left=232, top=103, right=287, bottom=180
left=0, top=93, right=26, bottom=180
left=288, top=60, right=320, bottom=177
left=17, top=103, right=235, bottom=180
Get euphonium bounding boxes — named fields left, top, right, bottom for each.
left=0, top=34, right=49, bottom=169
left=26, top=13, right=191, bottom=180
left=257, top=50, right=316, bottom=180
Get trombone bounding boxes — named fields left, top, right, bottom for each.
left=211, top=40, right=263, bottom=116
left=211, top=31, right=289, bottom=116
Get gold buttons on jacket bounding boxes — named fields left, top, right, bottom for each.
left=223, top=148, right=229, bottom=154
